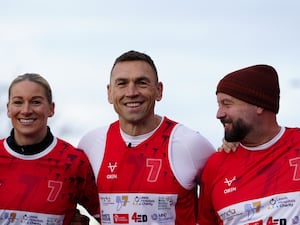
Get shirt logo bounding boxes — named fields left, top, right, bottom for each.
left=224, top=176, right=236, bottom=187
left=224, top=176, right=237, bottom=194
left=108, top=162, right=118, bottom=173
left=107, top=162, right=118, bottom=180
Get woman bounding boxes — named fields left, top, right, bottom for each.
left=0, top=73, right=100, bottom=225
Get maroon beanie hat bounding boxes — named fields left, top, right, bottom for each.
left=216, top=64, right=280, bottom=113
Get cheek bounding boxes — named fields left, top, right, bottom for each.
left=7, top=107, right=15, bottom=118
left=34, top=108, right=52, bottom=118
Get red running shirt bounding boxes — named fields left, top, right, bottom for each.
left=199, top=127, right=300, bottom=225
left=0, top=137, right=100, bottom=225
left=98, top=118, right=198, bottom=225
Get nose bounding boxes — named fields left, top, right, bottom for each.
left=21, top=102, right=33, bottom=114
left=216, top=107, right=225, bottom=119
left=126, top=83, right=139, bottom=97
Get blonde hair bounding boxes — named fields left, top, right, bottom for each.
left=8, top=73, right=53, bottom=103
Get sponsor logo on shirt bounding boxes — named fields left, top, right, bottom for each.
left=100, top=211, right=111, bottom=223
left=219, top=193, right=299, bottom=224
left=224, top=176, right=237, bottom=194
left=0, top=210, right=64, bottom=225
left=132, top=196, right=155, bottom=207
left=107, top=162, right=118, bottom=179
left=100, top=196, right=114, bottom=205
left=245, top=217, right=287, bottom=225
left=113, top=214, right=129, bottom=224
left=100, top=193, right=177, bottom=224
left=116, top=195, right=129, bottom=211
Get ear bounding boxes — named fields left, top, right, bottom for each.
left=107, top=84, right=113, bottom=104
left=155, top=82, right=163, bottom=101
left=256, top=106, right=264, bottom=115
left=6, top=102, right=11, bottom=118
left=48, top=102, right=55, bottom=117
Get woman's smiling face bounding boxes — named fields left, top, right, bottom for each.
left=7, top=80, right=54, bottom=145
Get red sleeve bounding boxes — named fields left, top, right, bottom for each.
left=197, top=153, right=221, bottom=225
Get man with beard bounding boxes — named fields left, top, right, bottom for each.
left=198, top=64, right=300, bottom=224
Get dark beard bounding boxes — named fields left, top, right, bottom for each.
left=223, top=118, right=251, bottom=142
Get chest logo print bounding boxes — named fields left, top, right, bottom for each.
left=223, top=176, right=237, bottom=194
left=108, top=162, right=118, bottom=172
left=224, top=176, right=236, bottom=187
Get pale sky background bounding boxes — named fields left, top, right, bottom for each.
left=1, top=0, right=300, bottom=150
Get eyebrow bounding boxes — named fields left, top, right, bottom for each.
left=11, top=95, right=45, bottom=99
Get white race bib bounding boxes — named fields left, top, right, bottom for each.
left=0, top=209, right=64, bottom=225
left=100, top=193, right=178, bottom=225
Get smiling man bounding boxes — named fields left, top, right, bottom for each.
left=198, top=65, right=300, bottom=225
left=78, top=50, right=216, bottom=225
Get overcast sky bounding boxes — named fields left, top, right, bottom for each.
left=1, top=0, right=300, bottom=148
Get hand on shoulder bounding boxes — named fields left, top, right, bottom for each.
left=217, top=138, right=239, bottom=153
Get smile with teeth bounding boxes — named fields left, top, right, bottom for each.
left=19, top=119, right=35, bottom=124
left=126, top=102, right=141, bottom=107
left=223, top=123, right=232, bottom=130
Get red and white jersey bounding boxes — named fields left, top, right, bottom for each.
left=198, top=127, right=300, bottom=225
left=0, top=137, right=100, bottom=225
left=78, top=116, right=215, bottom=225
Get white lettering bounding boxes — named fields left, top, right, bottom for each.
left=107, top=174, right=118, bottom=179
left=224, top=187, right=237, bottom=194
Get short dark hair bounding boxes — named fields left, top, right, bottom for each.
left=111, top=50, right=158, bottom=81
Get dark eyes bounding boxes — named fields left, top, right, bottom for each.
left=116, top=80, right=127, bottom=86
left=116, top=79, right=149, bottom=87
left=137, top=80, right=148, bottom=85
left=12, top=100, right=22, bottom=105
left=31, top=100, right=42, bottom=105
left=12, top=100, right=42, bottom=105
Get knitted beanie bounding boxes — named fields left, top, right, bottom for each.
left=216, top=64, right=280, bottom=113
